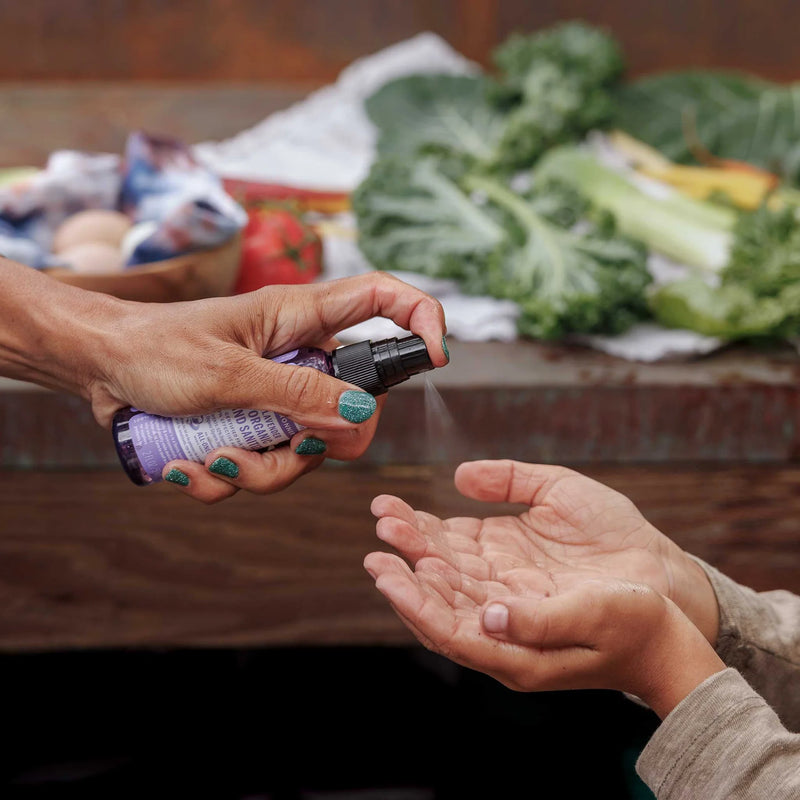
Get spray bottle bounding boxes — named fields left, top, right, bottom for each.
left=112, top=334, right=434, bottom=485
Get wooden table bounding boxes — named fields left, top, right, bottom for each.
left=3, top=85, right=800, bottom=652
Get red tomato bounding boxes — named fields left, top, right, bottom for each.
left=233, top=207, right=323, bottom=293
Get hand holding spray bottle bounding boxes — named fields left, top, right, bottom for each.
left=112, top=334, right=435, bottom=485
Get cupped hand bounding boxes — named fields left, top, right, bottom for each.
left=83, top=272, right=447, bottom=501
left=364, top=459, right=723, bottom=714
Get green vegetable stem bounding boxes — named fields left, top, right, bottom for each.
left=534, top=146, right=736, bottom=273
left=463, top=172, right=651, bottom=340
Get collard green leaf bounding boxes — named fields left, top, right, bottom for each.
left=365, top=74, right=507, bottom=170
left=614, top=71, right=800, bottom=183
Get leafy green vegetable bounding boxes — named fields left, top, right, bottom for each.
left=352, top=156, right=505, bottom=290
left=614, top=71, right=800, bottom=184
left=465, top=173, right=651, bottom=339
left=491, top=20, right=623, bottom=109
left=355, top=23, right=658, bottom=340
left=532, top=146, right=800, bottom=340
left=725, top=205, right=800, bottom=295
left=365, top=21, right=625, bottom=175
left=534, top=146, right=737, bottom=272
left=649, top=205, right=800, bottom=339
left=365, top=74, right=507, bottom=171
left=356, top=19, right=800, bottom=345
left=649, top=275, right=800, bottom=339
left=353, top=154, right=651, bottom=340
left=488, top=21, right=624, bottom=171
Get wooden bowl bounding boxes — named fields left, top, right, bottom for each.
left=45, top=232, right=242, bottom=302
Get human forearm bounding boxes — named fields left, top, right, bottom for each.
left=634, top=597, right=725, bottom=720
left=657, top=551, right=800, bottom=730
left=0, top=257, right=123, bottom=398
left=662, top=543, right=720, bottom=646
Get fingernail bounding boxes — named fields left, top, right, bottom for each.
left=164, top=468, right=190, bottom=487
left=295, top=437, right=327, bottom=456
left=442, top=336, right=450, bottom=362
left=338, top=390, right=377, bottom=423
left=483, top=603, right=509, bottom=633
left=209, top=456, right=239, bottom=479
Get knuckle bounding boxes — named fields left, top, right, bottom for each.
left=327, top=425, right=375, bottom=461
left=283, top=366, right=322, bottom=408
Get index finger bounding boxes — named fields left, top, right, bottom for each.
left=282, top=272, right=449, bottom=367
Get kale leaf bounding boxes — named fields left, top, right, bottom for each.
left=365, top=21, right=625, bottom=175
left=351, top=156, right=505, bottom=291
left=649, top=204, right=800, bottom=339
left=353, top=155, right=651, bottom=339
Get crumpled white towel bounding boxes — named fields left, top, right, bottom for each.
left=194, top=32, right=478, bottom=192
left=574, top=324, right=723, bottom=362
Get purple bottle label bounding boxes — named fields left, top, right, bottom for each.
left=129, top=408, right=305, bottom=479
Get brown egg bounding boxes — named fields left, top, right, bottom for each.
left=58, top=242, right=125, bottom=274
left=53, top=209, right=132, bottom=253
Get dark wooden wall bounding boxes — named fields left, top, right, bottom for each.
left=0, top=0, right=797, bottom=84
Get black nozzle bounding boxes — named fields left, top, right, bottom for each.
left=331, top=334, right=434, bottom=395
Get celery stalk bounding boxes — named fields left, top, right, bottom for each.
left=535, top=147, right=736, bottom=272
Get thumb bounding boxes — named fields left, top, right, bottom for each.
left=220, top=352, right=380, bottom=431
left=454, top=460, right=579, bottom=506
left=481, top=582, right=653, bottom=649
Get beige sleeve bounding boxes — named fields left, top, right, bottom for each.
left=637, top=669, right=800, bottom=799
left=692, top=556, right=800, bottom=729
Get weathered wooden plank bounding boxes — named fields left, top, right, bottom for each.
left=5, top=339, right=800, bottom=468
left=1, top=0, right=798, bottom=82
left=0, top=84, right=307, bottom=167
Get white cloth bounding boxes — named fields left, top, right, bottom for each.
left=194, top=32, right=478, bottom=192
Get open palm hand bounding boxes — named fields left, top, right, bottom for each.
left=365, top=460, right=718, bottom=699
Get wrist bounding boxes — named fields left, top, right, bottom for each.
left=636, top=600, right=725, bottom=719
left=657, top=536, right=719, bottom=647
left=0, top=258, right=125, bottom=399
left=663, top=542, right=720, bottom=647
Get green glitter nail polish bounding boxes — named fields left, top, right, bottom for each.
left=295, top=437, right=327, bottom=456
left=442, top=336, right=450, bottom=362
left=338, top=390, right=377, bottom=423
left=164, top=468, right=190, bottom=486
left=209, top=456, right=239, bottom=479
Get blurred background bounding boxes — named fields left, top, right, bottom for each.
left=1, top=0, right=793, bottom=164
left=3, top=2, right=800, bottom=799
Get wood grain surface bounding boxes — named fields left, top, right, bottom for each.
left=1, top=0, right=797, bottom=83
left=0, top=83, right=306, bottom=167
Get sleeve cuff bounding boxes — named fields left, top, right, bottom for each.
left=636, top=668, right=765, bottom=797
